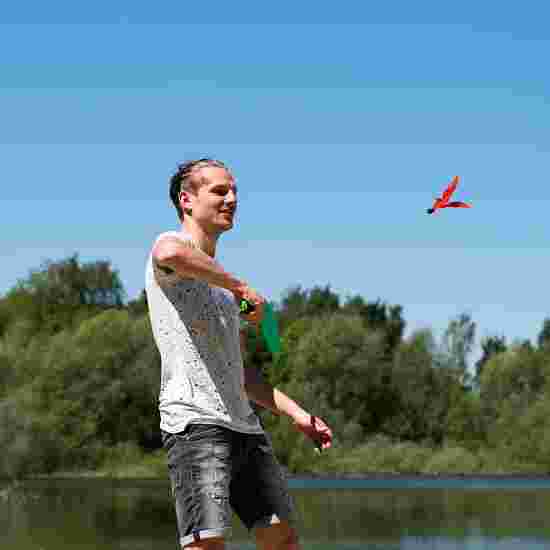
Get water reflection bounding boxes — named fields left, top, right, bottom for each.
left=1, top=478, right=550, bottom=549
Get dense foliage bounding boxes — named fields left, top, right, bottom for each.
left=1, top=255, right=550, bottom=479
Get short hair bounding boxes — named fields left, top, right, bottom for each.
left=169, top=158, right=230, bottom=221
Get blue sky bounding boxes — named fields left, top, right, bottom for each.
left=2, top=2, right=550, bottom=363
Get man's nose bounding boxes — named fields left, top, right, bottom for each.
left=226, top=191, right=237, bottom=206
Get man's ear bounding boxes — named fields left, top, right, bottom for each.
left=180, top=190, right=193, bottom=216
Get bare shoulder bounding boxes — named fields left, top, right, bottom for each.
left=153, top=232, right=195, bottom=258
left=152, top=232, right=196, bottom=275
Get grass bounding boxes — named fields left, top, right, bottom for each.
left=14, top=436, right=550, bottom=480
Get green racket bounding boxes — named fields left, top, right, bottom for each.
left=240, top=299, right=326, bottom=454
left=239, top=299, right=281, bottom=354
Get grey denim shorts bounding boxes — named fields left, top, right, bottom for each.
left=161, top=423, right=298, bottom=547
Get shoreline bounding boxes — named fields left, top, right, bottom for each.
left=4, top=472, right=549, bottom=482
left=293, top=472, right=550, bottom=479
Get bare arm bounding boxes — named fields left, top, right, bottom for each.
left=241, top=319, right=333, bottom=451
left=244, top=369, right=333, bottom=451
left=152, top=235, right=245, bottom=293
left=240, top=325, right=306, bottom=420
left=243, top=366, right=309, bottom=422
left=153, top=235, right=266, bottom=325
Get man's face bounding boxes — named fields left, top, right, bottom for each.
left=181, top=166, right=238, bottom=233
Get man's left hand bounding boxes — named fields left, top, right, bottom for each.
left=293, top=413, right=333, bottom=453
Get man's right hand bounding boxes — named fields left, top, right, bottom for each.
left=233, top=284, right=265, bottom=327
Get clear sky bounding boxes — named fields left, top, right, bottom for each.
left=2, top=2, right=550, bottom=363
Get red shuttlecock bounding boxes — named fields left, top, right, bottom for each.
left=427, top=176, right=472, bottom=214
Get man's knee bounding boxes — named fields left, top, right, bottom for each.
left=183, top=536, right=225, bottom=550
left=280, top=529, right=300, bottom=550
left=256, top=521, right=301, bottom=550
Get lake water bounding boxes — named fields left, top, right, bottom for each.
left=2, top=476, right=550, bottom=549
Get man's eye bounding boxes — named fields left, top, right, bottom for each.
left=214, top=188, right=237, bottom=196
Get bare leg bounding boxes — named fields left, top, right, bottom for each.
left=255, top=521, right=301, bottom=550
left=183, top=537, right=225, bottom=550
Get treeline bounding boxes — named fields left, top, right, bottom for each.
left=1, top=255, right=550, bottom=479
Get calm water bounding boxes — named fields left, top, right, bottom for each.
left=2, top=476, right=550, bottom=549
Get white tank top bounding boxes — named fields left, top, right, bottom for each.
left=145, top=230, right=264, bottom=435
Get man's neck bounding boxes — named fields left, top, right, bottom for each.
left=181, top=219, right=219, bottom=258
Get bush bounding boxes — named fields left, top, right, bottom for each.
left=97, top=443, right=167, bottom=478
left=0, top=395, right=64, bottom=479
left=421, top=445, right=482, bottom=474
left=393, top=441, right=433, bottom=473
left=310, top=434, right=433, bottom=474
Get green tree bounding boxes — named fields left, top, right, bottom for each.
left=441, top=312, right=476, bottom=387
left=263, top=312, right=394, bottom=472
left=127, top=289, right=148, bottom=317
left=26, top=310, right=161, bottom=469
left=480, top=344, right=549, bottom=448
left=444, top=387, right=486, bottom=450
left=537, top=317, right=550, bottom=349
left=0, top=254, right=125, bottom=338
left=0, top=352, right=14, bottom=399
left=0, top=393, right=65, bottom=479
left=386, top=328, right=454, bottom=445
left=496, top=395, right=550, bottom=471
left=277, top=284, right=340, bottom=333
left=343, top=296, right=406, bottom=357
left=474, top=335, right=507, bottom=388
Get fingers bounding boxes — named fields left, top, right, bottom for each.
left=310, top=415, right=333, bottom=452
left=234, top=284, right=265, bottom=324
left=293, top=414, right=333, bottom=454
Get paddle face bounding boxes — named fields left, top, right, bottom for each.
left=239, top=299, right=281, bottom=354
left=261, top=302, right=281, bottom=354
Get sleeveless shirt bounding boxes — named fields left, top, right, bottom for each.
left=145, top=230, right=264, bottom=435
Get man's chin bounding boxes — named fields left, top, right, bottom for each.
left=218, top=220, right=234, bottom=231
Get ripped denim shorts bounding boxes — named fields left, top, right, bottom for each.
left=161, top=423, right=297, bottom=547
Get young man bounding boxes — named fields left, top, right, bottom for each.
left=145, top=159, right=332, bottom=550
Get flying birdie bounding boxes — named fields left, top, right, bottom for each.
left=427, top=176, right=472, bottom=214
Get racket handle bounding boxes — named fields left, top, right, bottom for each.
left=311, top=415, right=323, bottom=454
left=239, top=299, right=256, bottom=315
